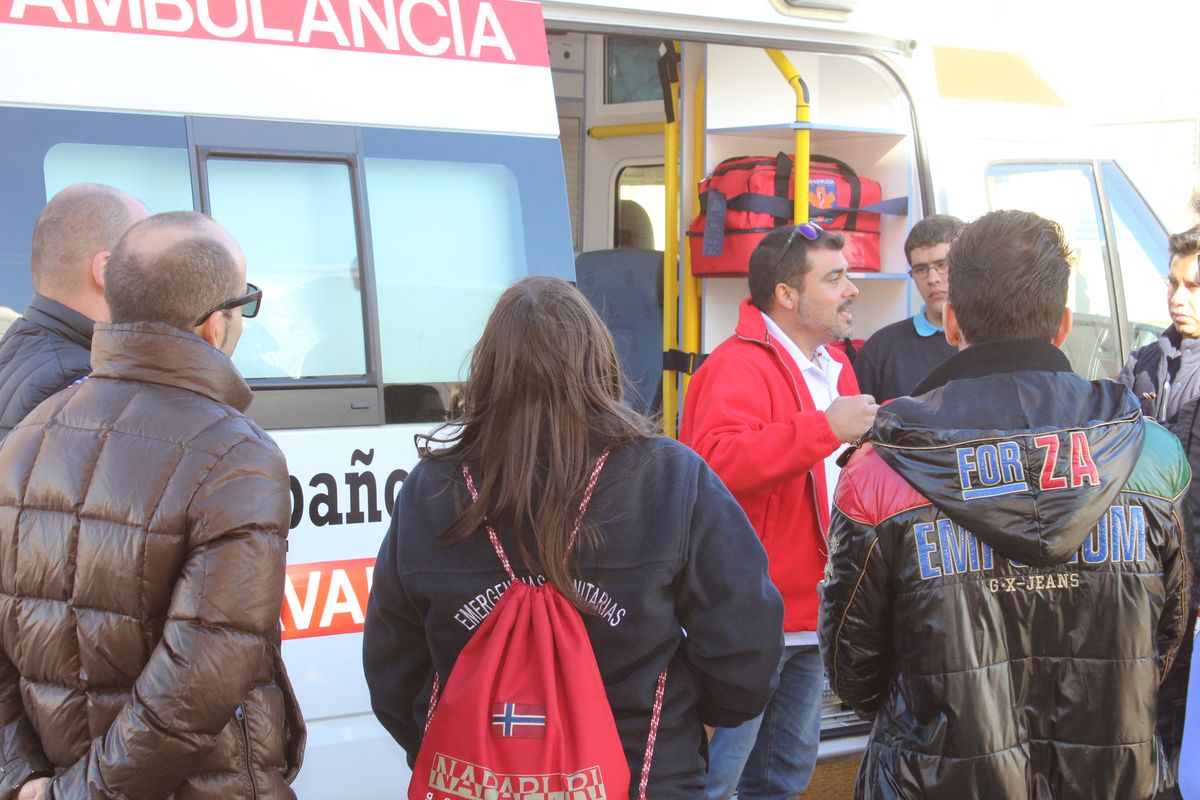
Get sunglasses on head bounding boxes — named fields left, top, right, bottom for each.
left=773, top=221, right=824, bottom=270
left=193, top=282, right=262, bottom=327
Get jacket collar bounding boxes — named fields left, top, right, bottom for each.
left=22, top=294, right=94, bottom=350
left=90, top=322, right=253, bottom=411
left=912, top=338, right=1073, bottom=396
left=734, top=297, right=770, bottom=343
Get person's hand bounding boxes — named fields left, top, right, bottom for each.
left=17, top=777, right=50, bottom=800
left=825, top=394, right=879, bottom=443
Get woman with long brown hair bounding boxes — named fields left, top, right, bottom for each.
left=363, top=276, right=783, bottom=797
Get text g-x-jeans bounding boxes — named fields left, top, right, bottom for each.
left=704, top=644, right=824, bottom=800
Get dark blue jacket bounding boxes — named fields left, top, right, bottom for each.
left=0, top=294, right=93, bottom=442
left=363, top=436, right=784, bottom=799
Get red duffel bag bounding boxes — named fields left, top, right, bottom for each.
left=687, top=152, right=906, bottom=277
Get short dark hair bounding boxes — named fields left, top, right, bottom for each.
left=748, top=225, right=846, bottom=310
left=31, top=183, right=145, bottom=294
left=948, top=210, right=1071, bottom=344
left=105, top=212, right=243, bottom=331
left=1170, top=226, right=1200, bottom=264
left=904, top=214, right=965, bottom=265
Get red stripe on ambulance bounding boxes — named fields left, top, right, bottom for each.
left=281, top=557, right=375, bottom=640
left=3, top=0, right=548, bottom=67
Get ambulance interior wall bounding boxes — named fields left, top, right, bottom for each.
left=545, top=31, right=922, bottom=358
left=699, top=45, right=919, bottom=353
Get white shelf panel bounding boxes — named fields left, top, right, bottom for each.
left=707, top=123, right=907, bottom=140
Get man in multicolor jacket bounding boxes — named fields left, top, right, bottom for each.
left=820, top=210, right=1191, bottom=800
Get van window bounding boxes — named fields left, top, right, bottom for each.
left=205, top=158, right=366, bottom=381
left=604, top=36, right=664, bottom=105
left=44, top=143, right=193, bottom=213
left=615, top=165, right=665, bottom=250
left=1102, top=161, right=1171, bottom=350
left=986, top=162, right=1121, bottom=378
left=364, top=157, right=525, bottom=387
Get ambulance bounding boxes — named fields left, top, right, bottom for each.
left=0, top=0, right=1171, bottom=796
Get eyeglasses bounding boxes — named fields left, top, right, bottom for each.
left=909, top=259, right=949, bottom=280
left=773, top=221, right=824, bottom=270
left=193, top=282, right=262, bottom=327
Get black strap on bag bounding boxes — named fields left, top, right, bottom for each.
left=772, top=152, right=793, bottom=227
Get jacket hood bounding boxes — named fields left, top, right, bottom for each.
left=872, top=339, right=1144, bottom=566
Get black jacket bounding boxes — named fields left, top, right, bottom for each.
left=820, top=339, right=1191, bottom=800
left=0, top=294, right=93, bottom=442
left=362, top=437, right=785, bottom=799
left=1117, top=326, right=1200, bottom=425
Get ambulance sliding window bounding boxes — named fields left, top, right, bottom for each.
left=205, top=158, right=367, bottom=381
left=363, top=157, right=525, bottom=401
left=44, top=143, right=193, bottom=214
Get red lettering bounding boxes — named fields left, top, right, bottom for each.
left=1033, top=433, right=1067, bottom=490
left=1069, top=431, right=1100, bottom=487
left=280, top=557, right=375, bottom=640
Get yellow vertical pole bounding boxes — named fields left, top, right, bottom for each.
left=680, top=73, right=705, bottom=400
left=764, top=49, right=810, bottom=224
left=661, top=46, right=682, bottom=437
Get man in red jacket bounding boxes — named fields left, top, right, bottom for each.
left=681, top=222, right=878, bottom=799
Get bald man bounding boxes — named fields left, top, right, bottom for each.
left=0, top=211, right=302, bottom=800
left=0, top=183, right=148, bottom=441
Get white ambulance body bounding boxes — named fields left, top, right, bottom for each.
left=0, top=1, right=1170, bottom=797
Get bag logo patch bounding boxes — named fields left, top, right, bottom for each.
left=490, top=702, right=547, bottom=739
left=809, top=178, right=839, bottom=225
left=429, top=754, right=608, bottom=799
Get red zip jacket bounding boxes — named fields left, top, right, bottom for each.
left=680, top=299, right=859, bottom=632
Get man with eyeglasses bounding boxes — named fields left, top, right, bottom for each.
left=681, top=222, right=878, bottom=800
left=0, top=211, right=303, bottom=800
left=852, top=215, right=964, bottom=402
left=0, top=183, right=149, bottom=443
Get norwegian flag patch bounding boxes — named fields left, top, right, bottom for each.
left=490, top=702, right=547, bottom=739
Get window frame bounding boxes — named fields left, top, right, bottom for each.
left=0, top=107, right=573, bottom=430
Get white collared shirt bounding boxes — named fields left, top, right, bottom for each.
left=761, top=311, right=847, bottom=514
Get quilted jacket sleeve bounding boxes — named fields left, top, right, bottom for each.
left=49, top=436, right=292, bottom=799
left=1158, top=490, right=1192, bottom=680
left=819, top=499, right=895, bottom=714
left=0, top=647, right=52, bottom=800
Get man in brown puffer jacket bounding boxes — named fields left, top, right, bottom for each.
left=0, top=211, right=304, bottom=800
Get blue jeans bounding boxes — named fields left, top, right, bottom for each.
left=704, top=644, right=824, bottom=800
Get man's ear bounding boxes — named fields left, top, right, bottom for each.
left=943, top=302, right=964, bottom=349
left=773, top=282, right=796, bottom=312
left=193, top=312, right=224, bottom=349
left=1052, top=306, right=1073, bottom=347
left=90, top=250, right=109, bottom=290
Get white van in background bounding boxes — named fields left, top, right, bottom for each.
left=0, top=0, right=1172, bottom=796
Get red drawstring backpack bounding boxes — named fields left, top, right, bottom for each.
left=408, top=452, right=668, bottom=800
